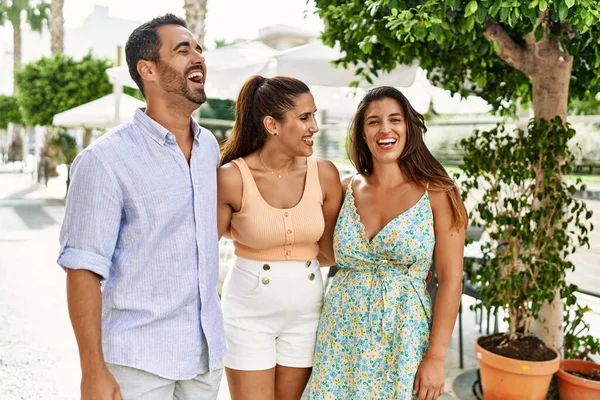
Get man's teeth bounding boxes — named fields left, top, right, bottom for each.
left=303, top=137, right=313, bottom=144
left=187, top=71, right=203, bottom=80
left=377, top=139, right=397, bottom=145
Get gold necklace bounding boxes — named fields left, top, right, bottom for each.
left=259, top=152, right=295, bottom=178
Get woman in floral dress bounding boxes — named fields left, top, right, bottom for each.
left=309, top=87, right=467, bottom=400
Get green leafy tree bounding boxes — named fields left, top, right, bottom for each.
left=315, top=0, right=600, bottom=121
left=14, top=53, right=113, bottom=127
left=0, top=95, right=23, bottom=163
left=459, top=119, right=592, bottom=346
left=200, top=98, right=235, bottom=141
left=314, top=0, right=600, bottom=349
left=0, top=95, right=22, bottom=129
left=0, top=0, right=50, bottom=91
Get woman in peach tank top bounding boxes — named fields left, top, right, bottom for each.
left=217, top=75, right=343, bottom=400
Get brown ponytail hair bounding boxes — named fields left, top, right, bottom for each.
left=349, top=86, right=467, bottom=230
left=220, top=75, right=310, bottom=166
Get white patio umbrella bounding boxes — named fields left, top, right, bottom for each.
left=106, top=40, right=419, bottom=100
left=52, top=93, right=146, bottom=129
left=201, top=41, right=418, bottom=101
left=400, top=69, right=492, bottom=115
left=259, top=41, right=418, bottom=88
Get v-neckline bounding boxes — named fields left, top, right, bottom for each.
left=347, top=179, right=428, bottom=245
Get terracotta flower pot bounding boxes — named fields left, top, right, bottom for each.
left=556, top=359, right=600, bottom=400
left=474, top=337, right=560, bottom=400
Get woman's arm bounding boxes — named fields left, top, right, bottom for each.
left=413, top=188, right=465, bottom=400
left=316, top=159, right=343, bottom=266
left=217, top=163, right=243, bottom=239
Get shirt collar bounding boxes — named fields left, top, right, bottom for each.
left=134, top=108, right=203, bottom=145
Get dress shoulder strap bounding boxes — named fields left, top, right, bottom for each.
left=347, top=174, right=358, bottom=192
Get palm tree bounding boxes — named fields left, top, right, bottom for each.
left=183, top=0, right=207, bottom=47
left=0, top=0, right=50, bottom=92
left=50, top=0, right=62, bottom=54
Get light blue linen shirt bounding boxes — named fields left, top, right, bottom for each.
left=57, top=108, right=226, bottom=380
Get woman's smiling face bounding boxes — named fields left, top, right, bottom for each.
left=362, top=97, right=407, bottom=165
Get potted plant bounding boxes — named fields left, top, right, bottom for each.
left=555, top=303, right=600, bottom=399
left=458, top=118, right=593, bottom=400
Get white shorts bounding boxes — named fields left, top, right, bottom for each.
left=221, top=257, right=324, bottom=371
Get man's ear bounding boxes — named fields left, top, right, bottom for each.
left=137, top=60, right=157, bottom=84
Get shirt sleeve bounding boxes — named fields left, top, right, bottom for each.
left=57, top=149, right=123, bottom=280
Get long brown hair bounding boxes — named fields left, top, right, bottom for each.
left=348, top=86, right=467, bottom=230
left=220, top=75, right=310, bottom=166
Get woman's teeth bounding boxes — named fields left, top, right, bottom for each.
left=377, top=139, right=397, bottom=145
left=377, top=138, right=397, bottom=149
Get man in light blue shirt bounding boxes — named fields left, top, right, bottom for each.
left=58, top=14, right=226, bottom=399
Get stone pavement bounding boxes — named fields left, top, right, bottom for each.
left=1, top=164, right=598, bottom=399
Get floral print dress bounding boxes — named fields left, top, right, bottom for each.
left=309, top=177, right=435, bottom=400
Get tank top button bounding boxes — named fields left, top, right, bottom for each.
left=284, top=212, right=289, bottom=217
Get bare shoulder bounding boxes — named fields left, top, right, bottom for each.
left=428, top=185, right=452, bottom=209
left=217, top=162, right=242, bottom=189
left=316, top=158, right=340, bottom=179
left=316, top=158, right=342, bottom=190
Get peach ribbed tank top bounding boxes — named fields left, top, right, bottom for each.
left=230, top=156, right=325, bottom=261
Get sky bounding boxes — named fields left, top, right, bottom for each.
left=62, top=0, right=325, bottom=48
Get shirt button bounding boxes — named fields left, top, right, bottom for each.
left=305, top=261, right=311, bottom=268
left=262, top=264, right=270, bottom=271
left=285, top=251, right=291, bottom=256
left=284, top=212, right=289, bottom=217
left=287, top=229, right=292, bottom=234
left=262, top=277, right=270, bottom=285
left=308, top=273, right=315, bottom=281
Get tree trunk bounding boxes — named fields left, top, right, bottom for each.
left=485, top=17, right=573, bottom=351
left=531, top=55, right=572, bottom=122
left=183, top=0, right=208, bottom=47
left=12, top=21, right=22, bottom=93
left=528, top=38, right=572, bottom=352
left=50, top=0, right=64, bottom=55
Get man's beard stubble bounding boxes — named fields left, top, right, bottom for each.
left=158, top=62, right=206, bottom=105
